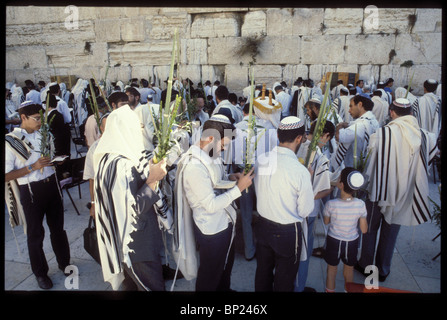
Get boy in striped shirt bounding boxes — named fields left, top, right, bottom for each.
left=323, top=167, right=368, bottom=292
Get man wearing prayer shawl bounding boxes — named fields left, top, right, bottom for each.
left=356, top=98, right=438, bottom=282
left=371, top=90, right=389, bottom=127
left=93, top=105, right=171, bottom=291
left=332, top=95, right=379, bottom=170
left=173, top=115, right=254, bottom=291
left=254, top=116, right=314, bottom=292
left=412, top=79, right=441, bottom=138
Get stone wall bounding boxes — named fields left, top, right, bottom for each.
left=5, top=6, right=442, bottom=96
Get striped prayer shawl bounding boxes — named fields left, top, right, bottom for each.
left=412, top=93, right=441, bottom=137
left=4, top=131, right=34, bottom=233
left=366, top=115, right=438, bottom=226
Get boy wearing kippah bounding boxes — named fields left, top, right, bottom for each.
left=323, top=167, right=368, bottom=292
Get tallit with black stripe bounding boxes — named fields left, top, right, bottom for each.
left=365, top=115, right=438, bottom=226
left=412, top=92, right=441, bottom=138
left=93, top=105, right=173, bottom=290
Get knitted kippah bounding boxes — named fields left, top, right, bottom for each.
left=278, top=116, right=304, bottom=130
left=393, top=98, right=411, bottom=108
left=209, top=114, right=232, bottom=125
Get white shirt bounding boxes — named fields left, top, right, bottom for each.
left=5, top=127, right=56, bottom=185
left=183, top=145, right=241, bottom=235
left=254, top=146, right=314, bottom=224
left=56, top=96, right=72, bottom=124
left=83, top=138, right=99, bottom=180
left=26, top=89, right=42, bottom=105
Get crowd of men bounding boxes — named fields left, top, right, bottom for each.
left=5, top=74, right=441, bottom=292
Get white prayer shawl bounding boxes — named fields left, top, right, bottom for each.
left=134, top=103, right=159, bottom=152
left=276, top=91, right=292, bottom=118
left=72, top=79, right=88, bottom=128
left=337, top=95, right=353, bottom=123
left=172, top=146, right=237, bottom=281
left=331, top=111, right=379, bottom=170
left=93, top=105, right=173, bottom=290
left=412, top=92, right=441, bottom=138
left=296, top=86, right=313, bottom=129
left=371, top=96, right=389, bottom=126
left=11, top=86, right=25, bottom=110
left=212, top=99, right=243, bottom=123
left=366, top=115, right=438, bottom=226
left=394, top=87, right=417, bottom=106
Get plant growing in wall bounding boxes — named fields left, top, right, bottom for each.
left=235, top=32, right=266, bottom=65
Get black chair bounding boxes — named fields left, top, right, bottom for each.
left=60, top=157, right=87, bottom=215
left=72, top=136, right=88, bottom=157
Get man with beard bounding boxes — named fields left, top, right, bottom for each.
left=253, top=116, right=314, bottom=291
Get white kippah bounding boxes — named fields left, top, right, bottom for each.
left=309, top=98, right=321, bottom=104
left=49, top=82, right=58, bottom=87
left=209, top=114, right=232, bottom=125
left=427, top=79, right=438, bottom=84
left=393, top=98, right=411, bottom=108
left=19, top=100, right=36, bottom=109
left=347, top=171, right=365, bottom=190
left=278, top=116, right=304, bottom=130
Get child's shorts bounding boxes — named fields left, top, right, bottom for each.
left=324, top=235, right=359, bottom=267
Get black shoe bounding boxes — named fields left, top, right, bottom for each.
left=303, top=287, right=317, bottom=293
left=312, top=247, right=325, bottom=258
left=36, top=275, right=53, bottom=290
left=163, top=264, right=184, bottom=280
left=354, top=263, right=366, bottom=276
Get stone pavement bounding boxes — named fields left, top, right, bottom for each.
left=4, top=148, right=442, bottom=293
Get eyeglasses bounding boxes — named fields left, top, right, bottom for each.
left=28, top=116, right=42, bottom=122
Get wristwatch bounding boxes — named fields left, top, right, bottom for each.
left=27, top=164, right=34, bottom=172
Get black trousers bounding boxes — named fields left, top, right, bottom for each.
left=19, top=174, right=70, bottom=277
left=194, top=221, right=235, bottom=291
left=255, top=216, right=302, bottom=292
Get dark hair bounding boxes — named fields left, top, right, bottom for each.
left=274, top=85, right=283, bottom=92
left=278, top=126, right=305, bottom=143
left=356, top=79, right=364, bottom=86
left=372, top=90, right=382, bottom=97
left=349, top=87, right=357, bottom=95
left=49, top=83, right=60, bottom=95
left=47, top=92, right=58, bottom=109
left=108, top=92, right=129, bottom=106
left=160, top=89, right=179, bottom=107
left=19, top=103, right=43, bottom=117
left=215, top=85, right=229, bottom=101
left=389, top=102, right=412, bottom=117
left=340, top=167, right=358, bottom=195
left=351, top=95, right=374, bottom=111
left=242, top=102, right=250, bottom=114
left=423, top=80, right=438, bottom=93
left=228, top=93, right=238, bottom=105
left=125, top=86, right=141, bottom=98
left=310, top=120, right=335, bottom=140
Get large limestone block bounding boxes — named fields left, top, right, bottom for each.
left=344, top=34, right=395, bottom=65
left=121, top=18, right=146, bottom=42
left=256, top=36, right=300, bottom=65
left=323, top=8, right=363, bottom=35
left=178, top=65, right=202, bottom=85
left=252, top=65, right=282, bottom=87
left=6, top=24, right=43, bottom=47
left=301, top=34, right=345, bottom=64
left=6, top=6, right=70, bottom=25
left=283, top=65, right=309, bottom=85
left=185, top=8, right=248, bottom=14
left=413, top=9, right=442, bottom=33
left=225, top=64, right=249, bottom=95
left=241, top=10, right=267, bottom=37
left=395, top=33, right=441, bottom=64
left=363, top=8, right=416, bottom=34
left=208, top=37, right=250, bottom=65
left=309, top=65, right=337, bottom=83
left=358, top=65, right=381, bottom=84
left=336, top=64, right=359, bottom=74
left=292, top=8, right=325, bottom=36
left=153, top=65, right=171, bottom=88
left=181, top=39, right=208, bottom=65
left=73, top=42, right=109, bottom=68
left=266, top=8, right=293, bottom=36
left=109, top=41, right=172, bottom=67
left=149, top=13, right=190, bottom=40
left=191, top=13, right=241, bottom=38
left=130, top=65, right=154, bottom=82
left=102, top=65, right=133, bottom=83
left=41, top=21, right=96, bottom=46
left=94, top=19, right=121, bottom=42
left=201, top=65, right=224, bottom=84
left=6, top=46, right=48, bottom=70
